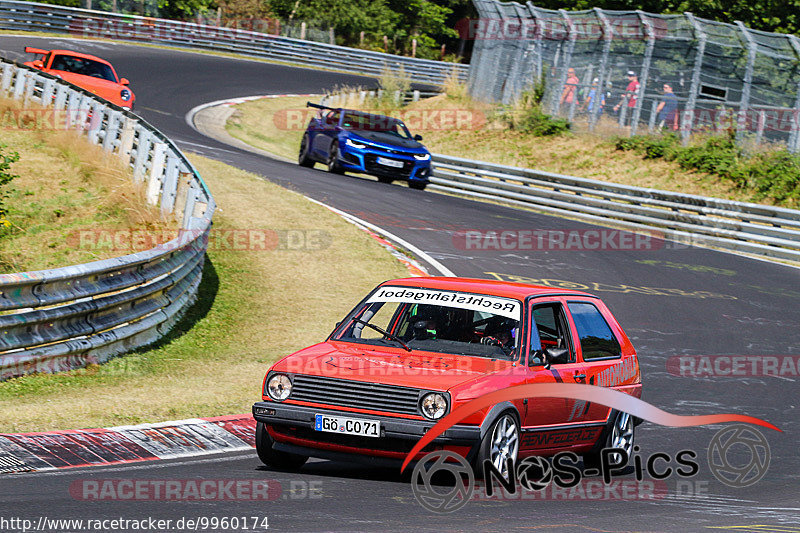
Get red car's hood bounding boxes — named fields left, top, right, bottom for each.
left=273, top=341, right=515, bottom=391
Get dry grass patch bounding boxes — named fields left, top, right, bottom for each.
left=225, top=95, right=311, bottom=161
left=0, top=154, right=410, bottom=432
left=0, top=97, right=171, bottom=272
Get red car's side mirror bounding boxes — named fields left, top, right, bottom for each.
left=119, top=78, right=130, bottom=85
left=31, top=60, right=43, bottom=69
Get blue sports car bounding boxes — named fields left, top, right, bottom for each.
left=298, top=102, right=432, bottom=190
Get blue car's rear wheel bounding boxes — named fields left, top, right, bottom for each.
left=298, top=133, right=314, bottom=168
left=327, top=142, right=344, bottom=174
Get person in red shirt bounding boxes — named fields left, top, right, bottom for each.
left=614, top=71, right=640, bottom=125
left=560, top=68, right=580, bottom=107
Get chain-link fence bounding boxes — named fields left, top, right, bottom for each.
left=467, top=0, right=800, bottom=151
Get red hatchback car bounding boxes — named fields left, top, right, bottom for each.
left=252, top=277, right=642, bottom=473
left=23, top=47, right=135, bottom=109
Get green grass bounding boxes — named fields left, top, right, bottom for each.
left=0, top=154, right=411, bottom=432
left=615, top=132, right=800, bottom=207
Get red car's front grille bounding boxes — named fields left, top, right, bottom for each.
left=290, top=374, right=421, bottom=416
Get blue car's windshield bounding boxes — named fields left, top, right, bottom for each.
left=341, top=111, right=412, bottom=140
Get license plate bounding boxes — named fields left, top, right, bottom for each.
left=315, top=414, right=380, bottom=438
left=376, top=156, right=404, bottom=168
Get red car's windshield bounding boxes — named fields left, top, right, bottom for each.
left=50, top=54, right=117, bottom=82
left=335, top=287, right=522, bottom=359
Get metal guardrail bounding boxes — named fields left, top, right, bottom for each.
left=429, top=154, right=800, bottom=262
left=0, top=0, right=467, bottom=86
left=319, top=89, right=441, bottom=108
left=0, top=58, right=215, bottom=381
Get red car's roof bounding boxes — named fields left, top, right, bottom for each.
left=380, top=277, right=596, bottom=300
left=41, top=49, right=114, bottom=66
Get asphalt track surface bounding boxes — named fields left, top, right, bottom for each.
left=1, top=36, right=799, bottom=532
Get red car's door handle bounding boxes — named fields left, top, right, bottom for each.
left=574, top=374, right=586, bottom=380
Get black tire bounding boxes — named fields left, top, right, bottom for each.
left=298, top=133, right=314, bottom=168
left=255, top=421, right=308, bottom=471
left=474, top=411, right=520, bottom=480
left=409, top=181, right=427, bottom=190
left=326, top=141, right=344, bottom=174
left=582, top=410, right=635, bottom=472
left=377, top=176, right=393, bottom=184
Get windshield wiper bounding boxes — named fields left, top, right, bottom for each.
left=351, top=318, right=412, bottom=352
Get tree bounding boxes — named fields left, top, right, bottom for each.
left=386, top=0, right=459, bottom=59
left=524, top=0, right=800, bottom=36
left=216, top=0, right=272, bottom=21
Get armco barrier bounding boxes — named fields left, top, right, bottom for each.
left=0, top=0, right=467, bottom=86
left=429, top=154, right=800, bottom=262
left=0, top=58, right=215, bottom=380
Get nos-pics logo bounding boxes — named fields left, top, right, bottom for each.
left=410, top=424, right=770, bottom=513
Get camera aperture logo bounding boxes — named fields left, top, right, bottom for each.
left=708, top=424, right=770, bottom=488
left=410, top=451, right=473, bottom=513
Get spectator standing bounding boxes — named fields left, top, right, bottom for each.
left=560, top=68, right=580, bottom=108
left=656, top=83, right=679, bottom=130
left=613, top=71, right=640, bottom=125
left=583, top=77, right=605, bottom=115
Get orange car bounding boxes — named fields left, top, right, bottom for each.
left=23, top=47, right=135, bottom=110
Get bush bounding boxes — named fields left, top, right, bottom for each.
left=513, top=107, right=571, bottom=136
left=0, top=145, right=19, bottom=228
left=375, top=66, right=412, bottom=110
left=615, top=133, right=681, bottom=160
left=502, top=86, right=571, bottom=137
left=615, top=132, right=800, bottom=205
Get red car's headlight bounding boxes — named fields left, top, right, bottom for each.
left=266, top=374, right=292, bottom=401
left=420, top=392, right=448, bottom=420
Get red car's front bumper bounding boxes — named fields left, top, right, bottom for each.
left=252, top=402, right=479, bottom=464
